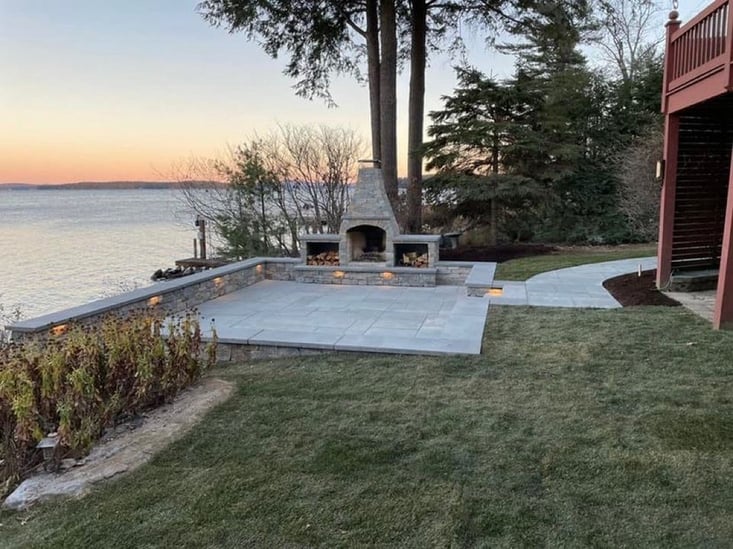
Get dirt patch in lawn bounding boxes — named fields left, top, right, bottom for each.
left=603, top=269, right=681, bottom=307
left=440, top=244, right=557, bottom=263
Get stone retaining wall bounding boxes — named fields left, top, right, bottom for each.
left=8, top=258, right=299, bottom=342
left=8, top=257, right=487, bottom=343
left=293, top=265, right=437, bottom=287
left=436, top=263, right=473, bottom=286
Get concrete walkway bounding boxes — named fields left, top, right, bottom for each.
left=489, top=256, right=658, bottom=308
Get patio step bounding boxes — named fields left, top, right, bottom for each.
left=670, top=269, right=718, bottom=292
left=465, top=263, right=497, bottom=297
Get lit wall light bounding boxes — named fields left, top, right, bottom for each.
left=333, top=270, right=345, bottom=279
left=256, top=264, right=263, bottom=273
left=51, top=324, right=68, bottom=336
left=381, top=272, right=394, bottom=280
left=487, top=288, right=503, bottom=297
left=148, top=295, right=162, bottom=307
left=213, top=276, right=224, bottom=287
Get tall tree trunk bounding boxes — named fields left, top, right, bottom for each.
left=366, top=0, right=381, bottom=161
left=379, top=0, right=398, bottom=207
left=406, top=0, right=427, bottom=233
left=489, top=127, right=500, bottom=245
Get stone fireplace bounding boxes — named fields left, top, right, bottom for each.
left=298, top=164, right=441, bottom=285
left=338, top=166, right=400, bottom=266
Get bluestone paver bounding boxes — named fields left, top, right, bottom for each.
left=194, top=280, right=490, bottom=356
left=188, top=256, right=655, bottom=357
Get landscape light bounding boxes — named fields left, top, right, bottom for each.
left=50, top=324, right=68, bottom=336
left=487, top=288, right=503, bottom=297
left=37, top=433, right=60, bottom=471
left=147, top=295, right=162, bottom=307
left=333, top=270, right=345, bottom=279
left=381, top=272, right=394, bottom=280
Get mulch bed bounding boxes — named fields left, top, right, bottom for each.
left=440, top=244, right=557, bottom=263
left=603, top=269, right=681, bottom=307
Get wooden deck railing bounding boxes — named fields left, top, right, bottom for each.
left=668, top=0, right=730, bottom=92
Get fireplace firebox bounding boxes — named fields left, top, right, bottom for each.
left=347, top=225, right=386, bottom=262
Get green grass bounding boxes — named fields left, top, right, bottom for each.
left=495, top=244, right=657, bottom=280
left=3, top=306, right=733, bottom=547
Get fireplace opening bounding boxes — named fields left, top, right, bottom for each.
left=347, top=225, right=386, bottom=262
left=306, top=241, right=339, bottom=266
left=395, top=243, right=429, bottom=268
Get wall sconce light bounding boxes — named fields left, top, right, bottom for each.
left=50, top=324, right=68, bottom=336
left=333, top=270, right=345, bottom=279
left=147, top=295, right=162, bottom=307
left=381, top=272, right=394, bottom=280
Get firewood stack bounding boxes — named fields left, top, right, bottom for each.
left=307, top=250, right=340, bottom=266
left=401, top=252, right=429, bottom=268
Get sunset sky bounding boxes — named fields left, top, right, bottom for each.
left=0, top=1, right=704, bottom=184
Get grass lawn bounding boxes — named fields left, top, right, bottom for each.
left=495, top=244, right=657, bottom=280
left=2, top=306, right=733, bottom=547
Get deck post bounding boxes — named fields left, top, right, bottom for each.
left=658, top=10, right=682, bottom=289
left=725, top=0, right=733, bottom=89
left=661, top=10, right=681, bottom=113
left=713, top=150, right=733, bottom=329
left=657, top=113, right=680, bottom=289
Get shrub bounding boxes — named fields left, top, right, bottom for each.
left=0, top=312, right=216, bottom=498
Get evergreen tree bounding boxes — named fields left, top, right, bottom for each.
left=424, top=68, right=539, bottom=243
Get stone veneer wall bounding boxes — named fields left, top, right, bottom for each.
left=436, top=263, right=473, bottom=285
left=294, top=266, right=437, bottom=287
left=8, top=258, right=299, bottom=343
left=7, top=258, right=482, bottom=343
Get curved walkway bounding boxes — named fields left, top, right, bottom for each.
left=490, top=256, right=658, bottom=308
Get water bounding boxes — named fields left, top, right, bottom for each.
left=0, top=189, right=195, bottom=318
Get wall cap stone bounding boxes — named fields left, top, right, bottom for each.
left=7, top=257, right=298, bottom=333
left=393, top=234, right=441, bottom=243
left=300, top=233, right=341, bottom=242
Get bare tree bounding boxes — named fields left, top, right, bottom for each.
left=174, top=125, right=364, bottom=258
left=592, top=0, right=662, bottom=83
left=617, top=125, right=662, bottom=240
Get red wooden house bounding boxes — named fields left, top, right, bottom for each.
left=658, top=0, right=733, bottom=328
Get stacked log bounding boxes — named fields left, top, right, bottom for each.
left=307, top=251, right=340, bottom=266
left=401, top=252, right=429, bottom=268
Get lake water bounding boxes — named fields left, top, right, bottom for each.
left=0, top=189, right=195, bottom=319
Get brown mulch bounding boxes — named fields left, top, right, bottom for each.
left=603, top=269, right=681, bottom=307
left=440, top=244, right=557, bottom=263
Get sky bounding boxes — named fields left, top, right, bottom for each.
left=0, top=0, right=708, bottom=184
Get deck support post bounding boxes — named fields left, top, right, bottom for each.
left=657, top=113, right=679, bottom=289
left=657, top=10, right=682, bottom=289
left=713, top=149, right=733, bottom=329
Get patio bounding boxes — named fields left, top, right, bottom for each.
left=195, top=280, right=490, bottom=356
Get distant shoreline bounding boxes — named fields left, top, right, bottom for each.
left=0, top=181, right=222, bottom=191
